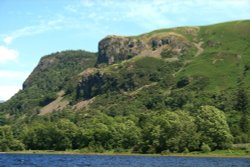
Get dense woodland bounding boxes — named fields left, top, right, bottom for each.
left=0, top=106, right=233, bottom=153
left=0, top=21, right=250, bottom=153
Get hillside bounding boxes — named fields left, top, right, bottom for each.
left=0, top=20, right=249, bottom=153
left=0, top=50, right=96, bottom=117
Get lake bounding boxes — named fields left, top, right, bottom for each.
left=0, top=154, right=249, bottom=167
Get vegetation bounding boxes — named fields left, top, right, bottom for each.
left=0, top=50, right=96, bottom=116
left=160, top=49, right=174, bottom=58
left=0, top=108, right=233, bottom=153
left=0, top=20, right=250, bottom=155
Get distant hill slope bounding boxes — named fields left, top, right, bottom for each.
left=1, top=20, right=250, bottom=118
left=0, top=50, right=96, bottom=116
left=0, top=20, right=249, bottom=152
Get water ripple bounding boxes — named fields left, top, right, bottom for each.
left=0, top=154, right=249, bottom=167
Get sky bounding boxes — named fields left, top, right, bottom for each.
left=0, top=0, right=250, bottom=101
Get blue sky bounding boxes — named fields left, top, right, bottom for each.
left=0, top=0, right=250, bottom=100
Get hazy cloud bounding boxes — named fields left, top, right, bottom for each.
left=0, top=46, right=19, bottom=64
left=3, top=36, right=13, bottom=45
left=0, top=85, right=21, bottom=100
left=1, top=15, right=66, bottom=44
left=4, top=0, right=250, bottom=43
left=0, top=70, right=29, bottom=100
left=66, top=0, right=250, bottom=29
left=0, top=70, right=29, bottom=80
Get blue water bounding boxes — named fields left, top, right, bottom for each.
left=0, top=154, right=249, bottom=167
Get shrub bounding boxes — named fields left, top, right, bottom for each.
left=160, top=50, right=174, bottom=58
left=201, top=143, right=211, bottom=153
left=183, top=147, right=190, bottom=153
left=161, top=149, right=171, bottom=155
left=246, top=146, right=250, bottom=153
left=177, top=77, right=189, bottom=88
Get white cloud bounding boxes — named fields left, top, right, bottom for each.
left=65, top=0, right=250, bottom=32
left=0, top=70, right=29, bottom=80
left=0, top=85, right=21, bottom=100
left=81, top=0, right=94, bottom=7
left=0, top=70, right=29, bottom=100
left=2, top=0, right=250, bottom=44
left=0, top=46, right=19, bottom=64
left=1, top=15, right=66, bottom=44
left=64, top=5, right=78, bottom=13
left=125, top=2, right=172, bottom=29
left=3, top=36, right=13, bottom=45
left=64, top=1, right=173, bottom=29
left=223, top=0, right=250, bottom=6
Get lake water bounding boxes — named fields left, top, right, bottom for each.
left=0, top=154, right=249, bottom=167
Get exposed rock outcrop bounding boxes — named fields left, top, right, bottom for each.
left=96, top=36, right=145, bottom=65
left=96, top=33, right=192, bottom=66
left=149, top=33, right=191, bottom=53
left=77, top=72, right=104, bottom=99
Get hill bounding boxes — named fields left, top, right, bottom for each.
left=0, top=20, right=249, bottom=153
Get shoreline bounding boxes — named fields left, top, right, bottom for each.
left=1, top=150, right=249, bottom=158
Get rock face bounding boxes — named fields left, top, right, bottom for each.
left=77, top=72, right=104, bottom=99
left=150, top=34, right=189, bottom=52
left=96, top=34, right=191, bottom=66
left=77, top=71, right=122, bottom=100
left=96, top=36, right=145, bottom=65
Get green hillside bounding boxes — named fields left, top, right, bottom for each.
left=0, top=50, right=96, bottom=117
left=0, top=20, right=249, bottom=154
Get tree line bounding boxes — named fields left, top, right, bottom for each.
left=0, top=105, right=233, bottom=153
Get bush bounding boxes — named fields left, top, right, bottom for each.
left=201, top=143, right=211, bottom=153
left=161, top=149, right=171, bottom=155
left=246, top=147, right=250, bottom=153
left=0, top=139, right=25, bottom=151
left=39, top=93, right=57, bottom=106
left=0, top=140, right=9, bottom=152
left=183, top=147, right=190, bottom=153
left=114, top=147, right=125, bottom=153
left=177, top=77, right=189, bottom=88
left=160, top=50, right=174, bottom=58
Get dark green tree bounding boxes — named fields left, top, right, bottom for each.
left=235, top=89, right=248, bottom=113
left=0, top=125, right=24, bottom=151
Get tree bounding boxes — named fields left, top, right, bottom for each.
left=138, top=110, right=199, bottom=153
left=235, top=89, right=248, bottom=113
left=201, top=143, right=211, bottom=153
left=53, top=119, right=78, bottom=150
left=239, top=115, right=250, bottom=134
left=0, top=125, right=24, bottom=151
left=22, top=123, right=53, bottom=150
left=196, top=105, right=233, bottom=150
left=22, top=119, right=80, bottom=151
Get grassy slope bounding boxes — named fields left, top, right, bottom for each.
left=91, top=20, right=250, bottom=105
left=177, top=20, right=250, bottom=91
left=130, top=20, right=250, bottom=93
